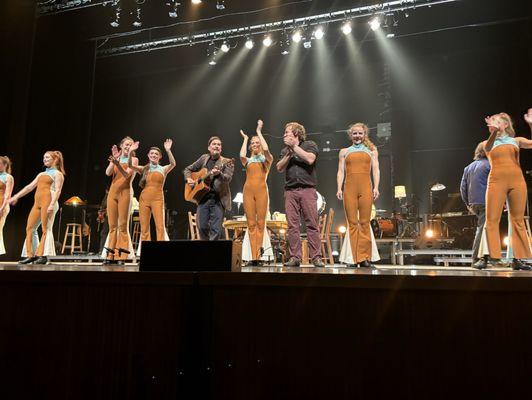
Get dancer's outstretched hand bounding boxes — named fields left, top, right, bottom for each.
left=524, top=108, right=532, bottom=125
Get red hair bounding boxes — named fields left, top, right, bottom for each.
left=46, top=151, right=66, bottom=175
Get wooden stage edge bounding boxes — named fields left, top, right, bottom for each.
left=1, top=261, right=532, bottom=292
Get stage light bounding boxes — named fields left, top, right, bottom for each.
left=110, top=1, right=121, bottom=28
left=167, top=0, right=179, bottom=18
left=220, top=41, right=230, bottom=53
left=192, top=0, right=201, bottom=4
left=503, top=236, right=509, bottom=247
left=313, top=26, right=325, bottom=40
left=341, top=21, right=352, bottom=35
left=216, top=0, right=225, bottom=10
left=303, top=40, right=312, bottom=49
left=263, top=35, right=272, bottom=47
left=132, top=7, right=142, bottom=27
left=209, top=58, right=216, bottom=66
left=369, top=16, right=381, bottom=31
left=291, top=30, right=302, bottom=43
left=425, top=229, right=434, bottom=239
left=386, top=33, right=395, bottom=38
left=338, top=225, right=347, bottom=234
left=245, top=37, right=254, bottom=49
left=281, top=50, right=290, bottom=55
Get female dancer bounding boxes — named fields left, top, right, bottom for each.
left=476, top=109, right=532, bottom=270
left=0, top=156, right=14, bottom=256
left=240, top=119, right=274, bottom=266
left=103, top=136, right=138, bottom=262
left=9, top=151, right=65, bottom=264
left=128, top=139, right=176, bottom=254
left=337, top=123, right=380, bottom=268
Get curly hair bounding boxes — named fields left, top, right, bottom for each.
left=347, top=122, right=376, bottom=151
left=285, top=122, right=306, bottom=141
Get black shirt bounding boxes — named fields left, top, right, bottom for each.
left=279, top=140, right=319, bottom=189
left=199, top=156, right=220, bottom=202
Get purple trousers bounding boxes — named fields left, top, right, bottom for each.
left=284, top=187, right=321, bottom=261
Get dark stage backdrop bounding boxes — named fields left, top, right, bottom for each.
left=1, top=0, right=531, bottom=259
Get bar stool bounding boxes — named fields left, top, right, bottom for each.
left=62, top=223, right=83, bottom=254
left=131, top=215, right=141, bottom=251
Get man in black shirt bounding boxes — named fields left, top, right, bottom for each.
left=277, top=122, right=324, bottom=267
left=184, top=136, right=234, bottom=240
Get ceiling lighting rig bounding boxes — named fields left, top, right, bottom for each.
left=94, top=0, right=458, bottom=58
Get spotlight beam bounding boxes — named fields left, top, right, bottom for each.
left=95, top=0, right=459, bottom=58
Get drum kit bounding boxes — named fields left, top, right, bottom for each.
left=370, top=205, right=398, bottom=238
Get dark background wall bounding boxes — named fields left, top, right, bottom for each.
left=1, top=0, right=531, bottom=259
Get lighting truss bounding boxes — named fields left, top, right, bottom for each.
left=38, top=1, right=112, bottom=15
left=95, top=0, right=458, bottom=58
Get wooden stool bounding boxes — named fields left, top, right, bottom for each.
left=131, top=216, right=141, bottom=251
left=62, top=223, right=83, bottom=254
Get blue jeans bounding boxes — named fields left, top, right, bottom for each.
left=197, top=197, right=224, bottom=240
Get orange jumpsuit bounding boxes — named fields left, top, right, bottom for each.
left=343, top=144, right=373, bottom=263
left=243, top=155, right=270, bottom=260
left=139, top=165, right=167, bottom=242
left=0, top=173, right=11, bottom=255
left=24, top=168, right=59, bottom=257
left=485, top=136, right=531, bottom=259
left=106, top=156, right=134, bottom=260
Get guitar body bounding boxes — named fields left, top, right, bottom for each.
left=184, top=168, right=211, bottom=204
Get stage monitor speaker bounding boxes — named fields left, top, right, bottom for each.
left=139, top=240, right=241, bottom=272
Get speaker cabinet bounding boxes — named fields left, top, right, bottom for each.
left=139, top=240, right=241, bottom=272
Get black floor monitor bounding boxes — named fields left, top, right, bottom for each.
left=139, top=240, right=235, bottom=272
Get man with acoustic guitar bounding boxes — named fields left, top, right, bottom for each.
left=184, top=136, right=234, bottom=240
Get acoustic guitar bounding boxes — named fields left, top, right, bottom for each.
left=184, top=158, right=234, bottom=204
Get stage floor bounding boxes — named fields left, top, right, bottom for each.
left=0, top=261, right=531, bottom=277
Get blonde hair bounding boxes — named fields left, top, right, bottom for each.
left=0, top=156, right=12, bottom=174
left=120, top=136, right=134, bottom=146
left=285, top=122, right=306, bottom=141
left=46, top=151, right=66, bottom=175
left=496, top=113, right=516, bottom=137
left=348, top=122, right=376, bottom=150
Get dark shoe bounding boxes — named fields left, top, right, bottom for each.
left=359, top=260, right=374, bottom=268
left=346, top=263, right=358, bottom=269
left=512, top=258, right=531, bottom=271
left=284, top=257, right=301, bottom=267
left=312, top=257, right=325, bottom=268
left=19, top=257, right=38, bottom=265
left=33, top=256, right=48, bottom=265
left=245, top=260, right=258, bottom=267
left=473, top=258, right=488, bottom=270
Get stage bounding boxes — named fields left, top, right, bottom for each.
left=1, top=260, right=532, bottom=278
left=1, top=260, right=532, bottom=399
